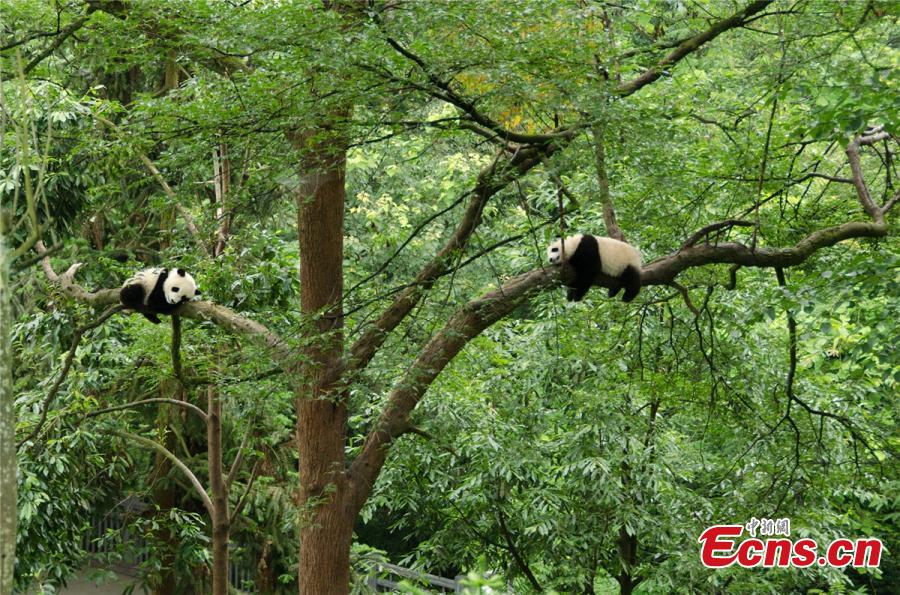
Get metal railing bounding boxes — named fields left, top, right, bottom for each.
left=83, top=508, right=461, bottom=593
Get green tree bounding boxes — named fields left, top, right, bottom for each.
left=3, top=1, right=897, bottom=593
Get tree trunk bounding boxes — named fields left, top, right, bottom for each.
left=208, top=386, right=229, bottom=595
left=616, top=524, right=637, bottom=595
left=148, top=379, right=181, bottom=595
left=292, top=133, right=352, bottom=594
left=0, top=238, right=16, bottom=593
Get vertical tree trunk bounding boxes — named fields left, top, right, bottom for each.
left=148, top=379, right=181, bottom=595
left=616, top=525, right=637, bottom=595
left=0, top=238, right=16, bottom=593
left=208, top=386, right=229, bottom=595
left=291, top=132, right=352, bottom=594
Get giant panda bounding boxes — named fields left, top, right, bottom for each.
left=547, top=234, right=642, bottom=303
left=120, top=267, right=200, bottom=324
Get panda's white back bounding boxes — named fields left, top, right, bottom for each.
left=122, top=268, right=164, bottom=305
left=596, top=236, right=642, bottom=276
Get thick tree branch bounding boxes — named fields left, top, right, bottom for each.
left=349, top=213, right=887, bottom=505
left=643, top=220, right=887, bottom=286
left=348, top=267, right=557, bottom=507
left=345, top=1, right=773, bottom=377
left=615, top=1, right=774, bottom=97
left=346, top=141, right=568, bottom=374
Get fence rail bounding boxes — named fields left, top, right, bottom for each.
left=83, top=507, right=461, bottom=593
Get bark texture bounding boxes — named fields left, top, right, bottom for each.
left=291, top=132, right=354, bottom=594
left=0, top=239, right=15, bottom=594
left=208, top=386, right=229, bottom=595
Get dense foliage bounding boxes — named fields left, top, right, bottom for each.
left=2, top=1, right=898, bottom=593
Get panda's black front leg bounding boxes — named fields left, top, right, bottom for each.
left=567, top=284, right=591, bottom=302
left=142, top=312, right=162, bottom=324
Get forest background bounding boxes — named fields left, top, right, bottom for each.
left=1, top=1, right=898, bottom=593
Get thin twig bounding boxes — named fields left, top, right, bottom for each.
left=108, top=430, right=213, bottom=514
left=82, top=398, right=208, bottom=423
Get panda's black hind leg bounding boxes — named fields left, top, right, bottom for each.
left=119, top=284, right=145, bottom=310
left=620, top=265, right=642, bottom=303
left=608, top=286, right=622, bottom=298
left=142, top=312, right=162, bottom=324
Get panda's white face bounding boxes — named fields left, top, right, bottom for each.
left=163, top=269, right=199, bottom=305
left=547, top=239, right=563, bottom=264
left=547, top=234, right=583, bottom=264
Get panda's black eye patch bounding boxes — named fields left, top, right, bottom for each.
left=551, top=247, right=559, bottom=252
left=172, top=287, right=180, bottom=292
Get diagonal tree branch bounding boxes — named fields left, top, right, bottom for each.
left=846, top=127, right=892, bottom=223
left=21, top=12, right=94, bottom=74
left=379, top=0, right=773, bottom=149
left=615, top=1, right=774, bottom=97
left=382, top=37, right=570, bottom=145
left=348, top=211, right=888, bottom=507
left=94, top=116, right=210, bottom=257
left=348, top=267, right=556, bottom=508
left=109, top=430, right=213, bottom=515
left=346, top=140, right=568, bottom=374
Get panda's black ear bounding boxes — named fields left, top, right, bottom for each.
left=177, top=268, right=186, bottom=276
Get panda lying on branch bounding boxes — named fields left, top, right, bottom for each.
left=547, top=234, right=642, bottom=302
left=120, top=267, right=201, bottom=323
